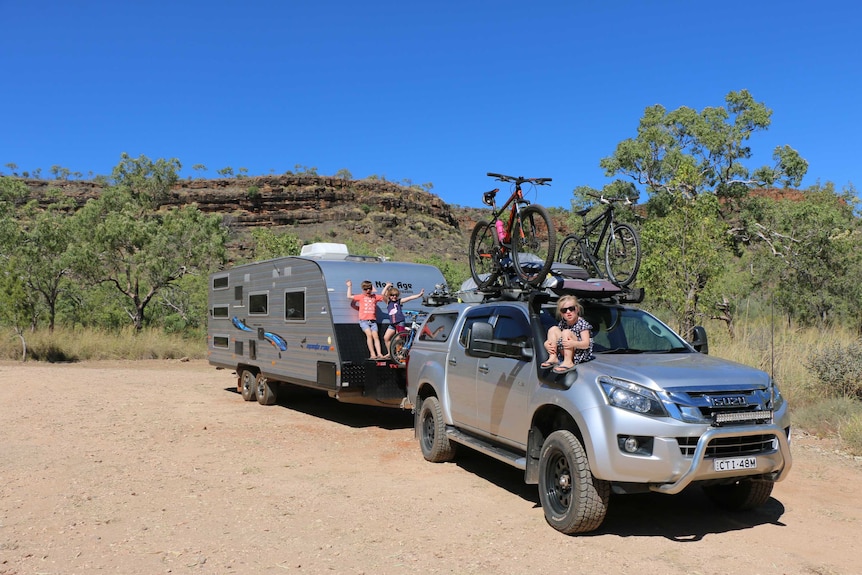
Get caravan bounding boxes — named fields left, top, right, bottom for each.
left=207, top=243, right=447, bottom=408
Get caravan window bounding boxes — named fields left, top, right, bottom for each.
left=212, top=274, right=229, bottom=290
left=212, top=335, right=230, bottom=348
left=211, top=305, right=229, bottom=319
left=249, top=292, right=269, bottom=315
left=284, top=289, right=306, bottom=321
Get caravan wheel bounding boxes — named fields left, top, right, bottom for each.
left=255, top=374, right=278, bottom=405
left=240, top=370, right=257, bottom=402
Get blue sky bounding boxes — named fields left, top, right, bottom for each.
left=1, top=0, right=858, bottom=208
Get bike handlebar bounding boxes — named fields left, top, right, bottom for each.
left=487, top=172, right=552, bottom=186
left=587, top=192, right=632, bottom=205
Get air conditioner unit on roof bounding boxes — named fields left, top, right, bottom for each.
left=300, top=242, right=350, bottom=259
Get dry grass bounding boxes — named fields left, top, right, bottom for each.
left=709, top=319, right=862, bottom=455
left=0, top=326, right=207, bottom=362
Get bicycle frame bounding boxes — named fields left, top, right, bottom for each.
left=483, top=186, right=530, bottom=251
left=579, top=204, right=616, bottom=262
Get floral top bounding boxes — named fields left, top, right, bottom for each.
left=556, top=317, right=594, bottom=364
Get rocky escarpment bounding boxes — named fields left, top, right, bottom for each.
left=21, top=174, right=478, bottom=260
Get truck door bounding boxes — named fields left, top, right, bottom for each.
left=447, top=308, right=494, bottom=430
left=476, top=306, right=533, bottom=448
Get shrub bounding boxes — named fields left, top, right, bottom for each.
left=805, top=341, right=862, bottom=399
left=841, top=414, right=862, bottom=456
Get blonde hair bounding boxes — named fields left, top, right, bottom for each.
left=555, top=295, right=582, bottom=318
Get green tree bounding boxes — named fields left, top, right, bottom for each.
left=70, top=157, right=228, bottom=331
left=0, top=256, right=37, bottom=360
left=595, top=90, right=808, bottom=335
left=250, top=228, right=302, bottom=260
left=746, top=184, right=862, bottom=327
left=639, top=193, right=730, bottom=336
left=600, top=90, right=807, bottom=204
left=17, top=192, right=77, bottom=332
left=110, top=152, right=181, bottom=208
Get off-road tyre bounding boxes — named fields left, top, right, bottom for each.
left=418, top=396, right=456, bottom=463
left=538, top=430, right=610, bottom=534
left=511, top=204, right=556, bottom=286
left=703, top=478, right=774, bottom=511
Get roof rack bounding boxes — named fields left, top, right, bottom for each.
left=458, top=266, right=645, bottom=305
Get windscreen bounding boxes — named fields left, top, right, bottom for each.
left=540, top=304, right=692, bottom=354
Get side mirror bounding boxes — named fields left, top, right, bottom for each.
left=467, top=322, right=493, bottom=358
left=690, top=325, right=709, bottom=354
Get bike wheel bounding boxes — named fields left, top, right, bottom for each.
left=390, top=332, right=410, bottom=366
left=557, top=234, right=589, bottom=268
left=511, top=205, right=556, bottom=286
left=469, top=220, right=500, bottom=289
left=604, top=223, right=641, bottom=287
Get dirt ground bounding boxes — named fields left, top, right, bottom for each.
left=1, top=360, right=861, bottom=575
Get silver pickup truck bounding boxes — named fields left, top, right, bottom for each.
left=406, top=288, right=792, bottom=534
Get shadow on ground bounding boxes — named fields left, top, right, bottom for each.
left=451, top=448, right=786, bottom=539
left=224, top=384, right=413, bottom=430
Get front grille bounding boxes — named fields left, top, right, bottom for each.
left=676, top=434, right=778, bottom=458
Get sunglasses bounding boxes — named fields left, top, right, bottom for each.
left=560, top=306, right=579, bottom=314
left=390, top=294, right=400, bottom=298
left=363, top=287, right=373, bottom=291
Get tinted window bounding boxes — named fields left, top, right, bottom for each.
left=212, top=305, right=229, bottom=319
left=249, top=292, right=268, bottom=315
left=419, top=312, right=458, bottom=342
left=493, top=308, right=531, bottom=347
left=458, top=309, right=493, bottom=347
left=212, top=275, right=229, bottom=289
left=284, top=290, right=305, bottom=321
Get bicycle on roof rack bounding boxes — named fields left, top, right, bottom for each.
left=557, top=192, right=642, bottom=287
left=468, top=172, right=556, bottom=290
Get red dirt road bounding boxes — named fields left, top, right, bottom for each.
left=1, top=360, right=860, bottom=575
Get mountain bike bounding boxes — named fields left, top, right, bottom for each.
left=389, top=310, right=427, bottom=367
left=468, top=173, right=556, bottom=289
left=557, top=193, right=641, bottom=287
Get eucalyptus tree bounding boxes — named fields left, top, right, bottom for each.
left=745, top=184, right=862, bottom=327
left=17, top=191, right=77, bottom=332
left=591, top=90, right=808, bottom=336
left=69, top=155, right=229, bottom=331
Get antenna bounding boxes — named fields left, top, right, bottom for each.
left=770, top=291, right=776, bottom=421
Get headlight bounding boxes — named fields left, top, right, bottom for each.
left=770, top=379, right=785, bottom=411
left=599, top=376, right=667, bottom=417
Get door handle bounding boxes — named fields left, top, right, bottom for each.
left=448, top=358, right=457, bottom=366
left=478, top=364, right=489, bottom=374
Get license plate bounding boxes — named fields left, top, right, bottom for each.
left=714, top=456, right=757, bottom=472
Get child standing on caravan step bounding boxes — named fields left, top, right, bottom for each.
left=346, top=280, right=392, bottom=360
left=382, top=286, right=425, bottom=358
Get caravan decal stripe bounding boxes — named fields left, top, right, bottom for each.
left=264, top=332, right=288, bottom=351
left=232, top=317, right=287, bottom=351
